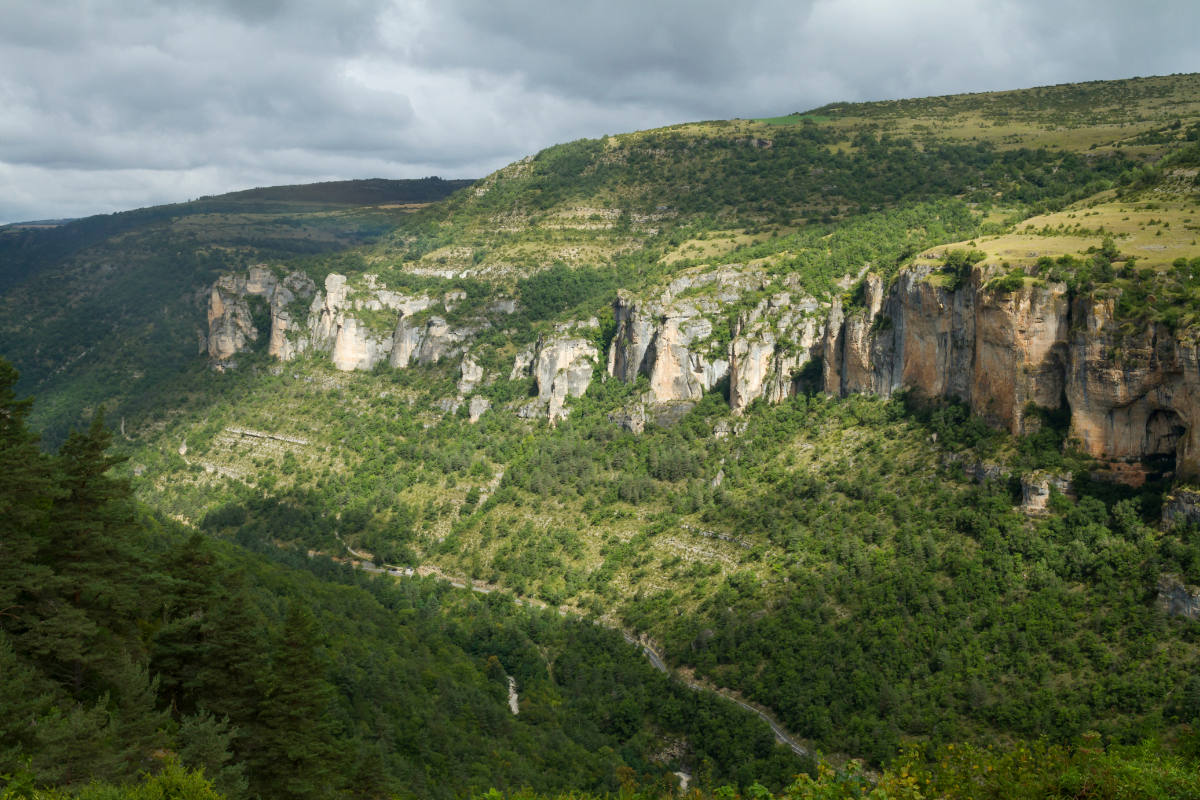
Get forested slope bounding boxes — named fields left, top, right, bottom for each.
left=7, top=73, right=1200, bottom=799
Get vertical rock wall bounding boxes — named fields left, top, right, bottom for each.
left=207, top=266, right=313, bottom=360
left=820, top=263, right=1200, bottom=478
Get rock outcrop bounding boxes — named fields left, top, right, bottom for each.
left=728, top=292, right=824, bottom=415
left=469, top=396, right=492, bottom=423
left=207, top=266, right=313, bottom=360
left=1020, top=471, right=1073, bottom=513
left=1064, top=298, right=1200, bottom=474
left=1163, top=487, right=1200, bottom=527
left=512, top=334, right=599, bottom=422
left=607, top=266, right=825, bottom=416
left=821, top=264, right=1200, bottom=478
left=458, top=354, right=484, bottom=395
left=1157, top=574, right=1200, bottom=619
left=389, top=316, right=472, bottom=368
left=210, top=269, right=476, bottom=373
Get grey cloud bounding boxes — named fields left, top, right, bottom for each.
left=1, top=0, right=1199, bottom=222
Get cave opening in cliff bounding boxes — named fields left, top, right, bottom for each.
left=1145, top=409, right=1187, bottom=464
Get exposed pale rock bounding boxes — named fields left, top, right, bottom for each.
left=609, top=269, right=818, bottom=419
left=1020, top=471, right=1073, bottom=513
left=535, top=336, right=599, bottom=422
left=444, top=290, right=467, bottom=311
left=207, top=283, right=256, bottom=359
left=331, top=317, right=392, bottom=372
left=508, top=335, right=599, bottom=422
left=388, top=312, right=473, bottom=368
left=458, top=354, right=484, bottom=395
left=820, top=262, right=1200, bottom=479
left=390, top=316, right=423, bottom=368
left=469, top=396, right=492, bottom=423
left=1163, top=487, right=1200, bottom=527
left=713, top=420, right=748, bottom=439
left=208, top=265, right=308, bottom=360
left=307, top=274, right=349, bottom=351
left=1064, top=297, right=1200, bottom=475
left=510, top=346, right=536, bottom=380
left=1157, top=573, right=1200, bottom=619
left=419, top=317, right=470, bottom=364
left=730, top=313, right=823, bottom=414
left=608, top=399, right=696, bottom=433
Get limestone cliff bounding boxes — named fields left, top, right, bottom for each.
left=728, top=292, right=824, bottom=415
left=607, top=266, right=825, bottom=416
left=820, top=263, right=1200, bottom=478
left=209, top=269, right=475, bottom=373
left=389, top=315, right=472, bottom=368
left=512, top=334, right=599, bottom=423
left=207, top=266, right=313, bottom=360
left=1157, top=574, right=1200, bottom=620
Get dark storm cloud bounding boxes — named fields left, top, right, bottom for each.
left=1, top=0, right=1199, bottom=222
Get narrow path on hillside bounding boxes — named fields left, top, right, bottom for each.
left=327, top=544, right=811, bottom=759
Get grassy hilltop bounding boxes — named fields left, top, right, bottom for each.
left=6, top=74, right=1200, bottom=798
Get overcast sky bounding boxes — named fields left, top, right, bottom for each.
left=1, top=0, right=1198, bottom=223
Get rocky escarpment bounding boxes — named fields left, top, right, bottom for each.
left=207, top=266, right=315, bottom=360
left=209, top=270, right=479, bottom=372
left=1157, top=574, right=1200, bottom=620
left=208, top=261, right=1200, bottom=476
left=512, top=334, right=600, bottom=423
left=607, top=266, right=826, bottom=417
left=821, top=264, right=1200, bottom=477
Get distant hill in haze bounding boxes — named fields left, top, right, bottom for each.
left=202, top=176, right=478, bottom=208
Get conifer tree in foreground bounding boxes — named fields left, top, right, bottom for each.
left=251, top=602, right=343, bottom=800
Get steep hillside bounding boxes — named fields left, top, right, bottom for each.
left=0, top=178, right=469, bottom=445
left=8, top=73, right=1200, bottom=791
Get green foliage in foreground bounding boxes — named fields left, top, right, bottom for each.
left=8, top=734, right=1200, bottom=800
left=0, top=356, right=810, bottom=799
left=468, top=733, right=1200, bottom=799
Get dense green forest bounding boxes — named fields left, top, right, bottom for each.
left=0, top=357, right=811, bottom=798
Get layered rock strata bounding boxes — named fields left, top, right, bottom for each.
left=820, top=265, right=1200, bottom=478
left=512, top=335, right=600, bottom=423
left=607, top=266, right=825, bottom=415
left=207, top=266, right=314, bottom=360
left=209, top=270, right=472, bottom=372
left=1157, top=574, right=1200, bottom=620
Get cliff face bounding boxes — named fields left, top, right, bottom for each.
left=210, top=269, right=476, bottom=373
left=1064, top=298, right=1200, bottom=474
left=607, top=266, right=825, bottom=416
left=821, top=264, right=1200, bottom=478
left=207, top=266, right=314, bottom=360
left=511, top=334, right=600, bottom=423
left=208, top=262, right=1200, bottom=477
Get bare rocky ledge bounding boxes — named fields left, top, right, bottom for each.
left=207, top=262, right=1200, bottom=487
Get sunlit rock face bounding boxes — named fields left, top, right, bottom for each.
left=208, top=266, right=314, bottom=360
left=607, top=267, right=824, bottom=416
left=820, top=264, right=1200, bottom=479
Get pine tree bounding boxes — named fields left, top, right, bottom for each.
left=176, top=711, right=248, bottom=800
left=190, top=570, right=267, bottom=747
left=30, top=694, right=118, bottom=785
left=106, top=653, right=170, bottom=777
left=19, top=408, right=153, bottom=696
left=150, top=533, right=226, bottom=716
left=0, top=632, right=50, bottom=772
left=0, top=358, right=57, bottom=641
left=251, top=602, right=344, bottom=800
